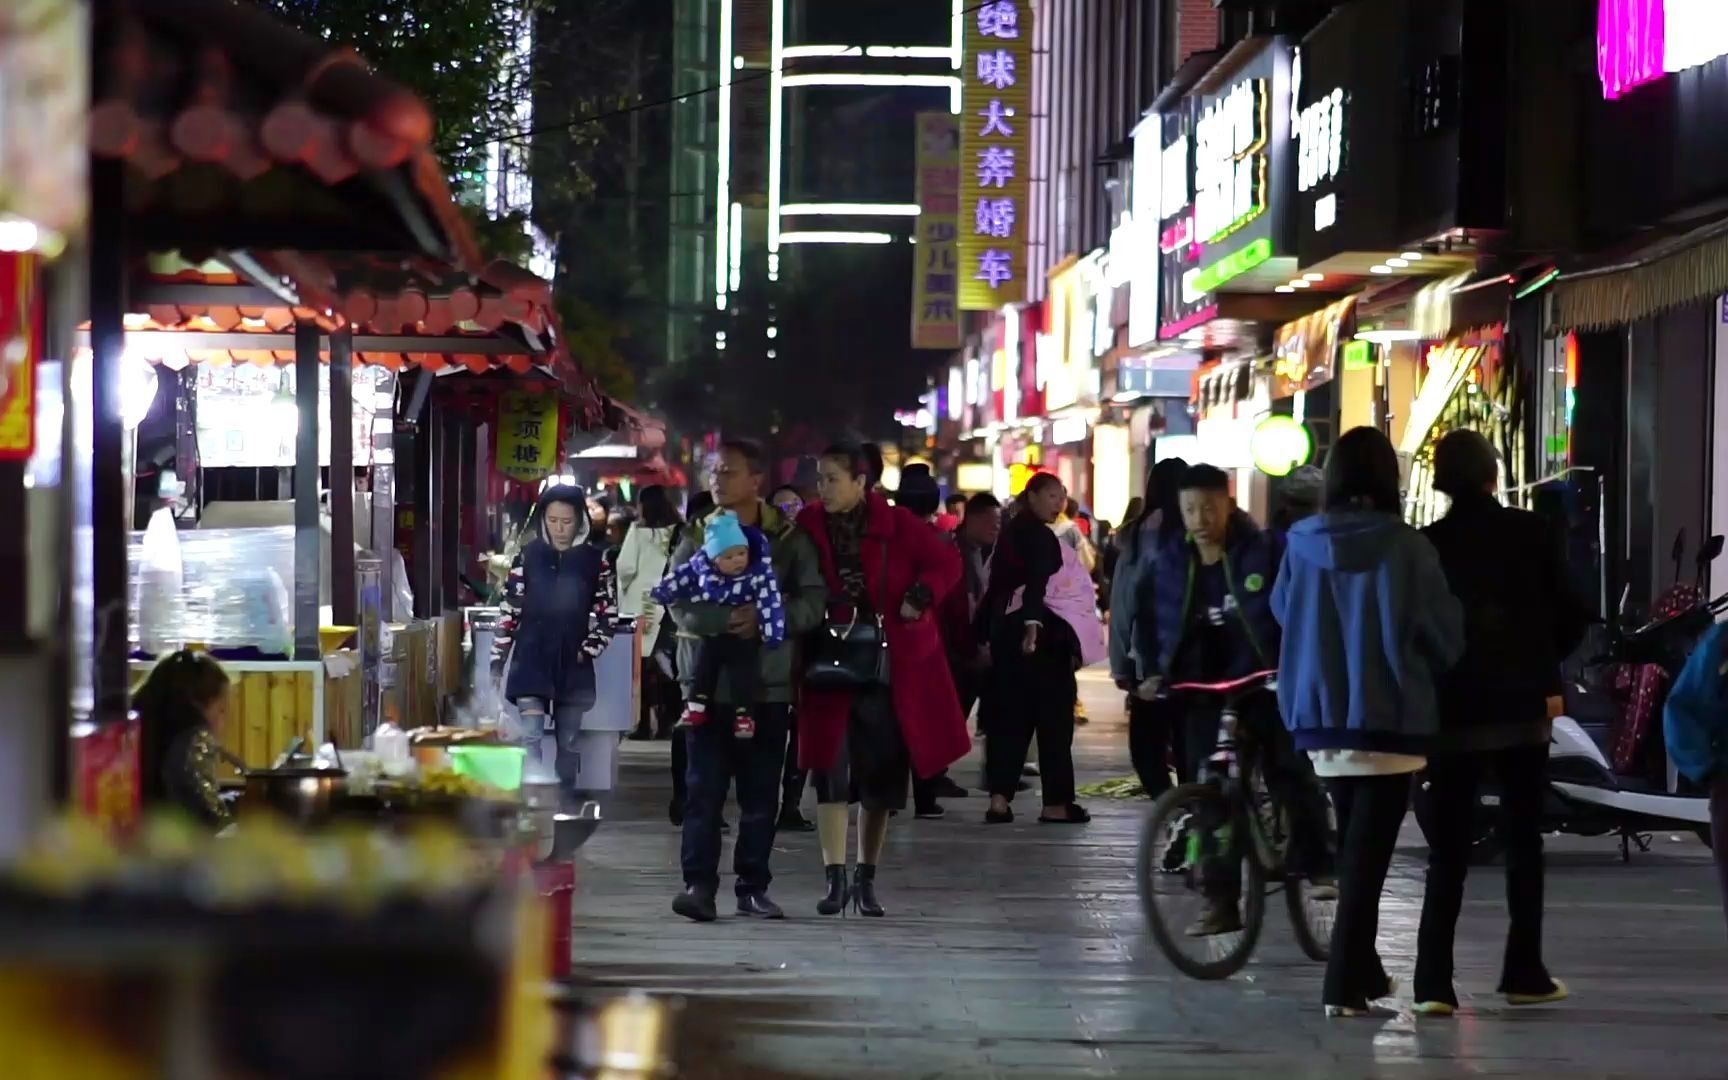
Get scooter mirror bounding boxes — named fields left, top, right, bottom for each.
left=1703, top=535, right=1724, bottom=564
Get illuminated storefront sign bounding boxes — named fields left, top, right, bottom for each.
left=959, top=1, right=1034, bottom=308
left=1296, top=88, right=1345, bottom=191
left=1193, top=78, right=1268, bottom=242
left=1160, top=133, right=1191, bottom=220
left=1126, top=116, right=1163, bottom=348
left=1183, top=237, right=1272, bottom=299
left=912, top=112, right=962, bottom=348
left=1250, top=415, right=1314, bottom=476
left=1599, top=0, right=1728, bottom=99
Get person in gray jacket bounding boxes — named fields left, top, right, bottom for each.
left=1107, top=457, right=1188, bottom=798
left=667, top=439, right=828, bottom=923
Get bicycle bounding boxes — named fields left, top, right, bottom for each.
left=1136, top=669, right=1337, bottom=980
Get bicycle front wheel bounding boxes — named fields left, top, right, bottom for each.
left=1137, top=782, right=1265, bottom=980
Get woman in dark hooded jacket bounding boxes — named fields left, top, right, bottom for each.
left=1107, top=456, right=1189, bottom=799
left=493, top=484, right=619, bottom=797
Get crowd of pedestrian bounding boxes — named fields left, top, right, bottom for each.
left=471, top=423, right=1726, bottom=1019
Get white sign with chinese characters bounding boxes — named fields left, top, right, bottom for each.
left=1297, top=87, right=1345, bottom=192
left=1193, top=78, right=1267, bottom=244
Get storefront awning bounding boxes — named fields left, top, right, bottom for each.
left=1551, top=217, right=1728, bottom=331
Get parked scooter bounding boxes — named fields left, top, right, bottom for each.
left=1415, top=529, right=1723, bottom=861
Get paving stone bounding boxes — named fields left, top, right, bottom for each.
left=571, top=670, right=1728, bottom=1078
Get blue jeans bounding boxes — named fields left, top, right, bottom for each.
left=517, top=696, right=589, bottom=793
left=682, top=703, right=790, bottom=897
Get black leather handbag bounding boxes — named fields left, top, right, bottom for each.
left=804, top=544, right=892, bottom=689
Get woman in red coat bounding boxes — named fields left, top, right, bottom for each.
left=798, top=445, right=970, bottom=917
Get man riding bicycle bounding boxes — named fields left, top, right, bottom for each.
left=1132, top=464, right=1332, bottom=936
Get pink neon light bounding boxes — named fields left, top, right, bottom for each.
left=1158, top=305, right=1220, bottom=340
left=1598, top=0, right=1666, bottom=99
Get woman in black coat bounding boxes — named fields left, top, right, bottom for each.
left=1414, top=430, right=1587, bottom=1014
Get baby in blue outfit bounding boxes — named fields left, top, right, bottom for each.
left=652, top=510, right=787, bottom=739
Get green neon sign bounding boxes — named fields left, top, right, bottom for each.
left=1342, top=339, right=1373, bottom=371
left=1189, top=237, right=1272, bottom=295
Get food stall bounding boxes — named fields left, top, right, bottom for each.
left=0, top=3, right=644, bottom=1074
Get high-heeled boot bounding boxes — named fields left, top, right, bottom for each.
left=852, top=864, right=885, bottom=917
left=816, top=864, right=850, bottom=916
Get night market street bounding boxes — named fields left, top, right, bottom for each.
left=573, top=670, right=1728, bottom=1080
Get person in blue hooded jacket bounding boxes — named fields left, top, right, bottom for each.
left=1271, top=427, right=1464, bottom=1017
left=1133, top=463, right=1330, bottom=936
left=1663, top=619, right=1728, bottom=933
left=492, top=484, right=618, bottom=799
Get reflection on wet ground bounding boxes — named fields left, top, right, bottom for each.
left=571, top=671, right=1728, bottom=1078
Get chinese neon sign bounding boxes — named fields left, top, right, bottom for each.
left=1598, top=0, right=1728, bottom=99
left=958, top=1, right=1034, bottom=309
left=1182, top=237, right=1272, bottom=300
left=1296, top=88, right=1345, bottom=192
left=1194, top=78, right=1268, bottom=243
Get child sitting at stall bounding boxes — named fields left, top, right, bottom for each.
left=652, top=510, right=786, bottom=739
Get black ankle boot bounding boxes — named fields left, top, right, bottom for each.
left=852, top=864, right=885, bottom=917
left=817, top=864, right=850, bottom=916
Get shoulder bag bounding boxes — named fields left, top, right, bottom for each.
left=804, top=535, right=892, bottom=689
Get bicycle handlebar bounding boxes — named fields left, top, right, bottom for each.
left=1164, top=669, right=1278, bottom=695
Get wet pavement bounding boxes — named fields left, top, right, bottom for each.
left=570, top=669, right=1728, bottom=1079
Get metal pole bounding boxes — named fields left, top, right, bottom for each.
left=292, top=322, right=321, bottom=661
left=88, top=157, right=129, bottom=717
left=329, top=329, right=357, bottom=625
left=438, top=410, right=461, bottom=611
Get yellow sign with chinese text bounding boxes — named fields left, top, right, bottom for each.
left=496, top=392, right=560, bottom=484
left=912, top=112, right=962, bottom=349
left=958, top=1, right=1034, bottom=310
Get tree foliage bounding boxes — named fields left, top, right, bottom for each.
left=262, top=0, right=540, bottom=199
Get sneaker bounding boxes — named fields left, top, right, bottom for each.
left=732, top=711, right=756, bottom=739
left=680, top=702, right=710, bottom=729
left=1412, top=1000, right=1457, bottom=1017
left=1184, top=903, right=1244, bottom=937
left=1505, top=978, right=1568, bottom=1006
left=672, top=886, right=718, bottom=923
left=1324, top=1003, right=1370, bottom=1018
left=915, top=803, right=947, bottom=820
left=1022, top=764, right=1041, bottom=778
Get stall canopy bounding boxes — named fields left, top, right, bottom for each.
left=90, top=0, right=481, bottom=268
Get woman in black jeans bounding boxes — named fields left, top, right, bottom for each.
left=1415, top=431, right=1585, bottom=1013
left=980, top=473, right=1092, bottom=824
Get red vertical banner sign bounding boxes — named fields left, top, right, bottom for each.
left=72, top=714, right=142, bottom=835
left=0, top=252, right=39, bottom=460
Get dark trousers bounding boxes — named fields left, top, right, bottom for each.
left=1415, top=743, right=1552, bottom=1001
left=985, top=639, right=1078, bottom=807
left=688, top=633, right=761, bottom=708
left=781, top=716, right=807, bottom=816
left=1128, top=696, right=1185, bottom=799
left=681, top=703, right=789, bottom=897
left=1323, top=774, right=1410, bottom=1007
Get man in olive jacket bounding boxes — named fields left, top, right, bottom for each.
left=668, top=439, right=827, bottom=923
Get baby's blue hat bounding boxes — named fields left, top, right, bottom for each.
left=703, top=511, right=749, bottom=560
